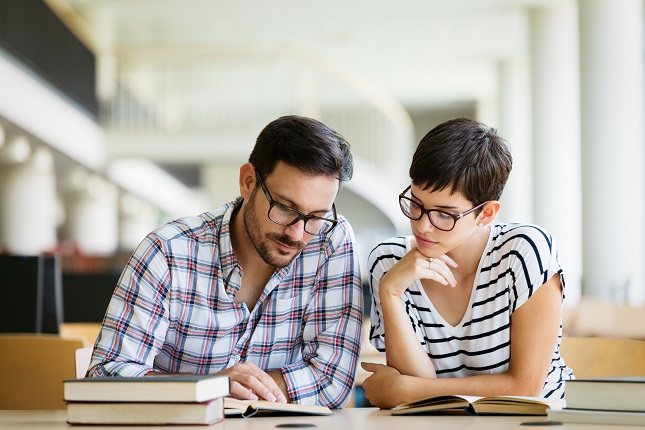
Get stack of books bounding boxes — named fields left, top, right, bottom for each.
left=64, top=375, right=230, bottom=425
left=547, top=377, right=645, bottom=426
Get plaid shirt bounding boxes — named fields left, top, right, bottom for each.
left=87, top=198, right=363, bottom=408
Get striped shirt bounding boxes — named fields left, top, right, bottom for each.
left=88, top=198, right=363, bottom=408
left=368, top=223, right=574, bottom=399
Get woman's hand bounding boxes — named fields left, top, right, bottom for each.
left=361, top=362, right=419, bottom=409
left=379, top=239, right=458, bottom=299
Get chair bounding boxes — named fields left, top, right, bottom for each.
left=75, top=346, right=93, bottom=378
left=560, top=336, right=645, bottom=378
left=60, top=322, right=102, bottom=346
left=563, top=299, right=645, bottom=339
left=0, top=334, right=83, bottom=409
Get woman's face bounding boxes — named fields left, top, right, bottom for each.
left=407, top=184, right=484, bottom=258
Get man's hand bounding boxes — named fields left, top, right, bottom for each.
left=218, top=362, right=287, bottom=403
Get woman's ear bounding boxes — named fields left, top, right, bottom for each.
left=239, top=163, right=256, bottom=199
left=477, top=200, right=501, bottom=226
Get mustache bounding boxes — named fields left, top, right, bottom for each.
left=266, top=232, right=304, bottom=249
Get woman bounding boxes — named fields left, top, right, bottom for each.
left=362, top=118, right=573, bottom=408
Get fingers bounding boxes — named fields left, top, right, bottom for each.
left=229, top=381, right=258, bottom=401
left=360, top=361, right=383, bottom=372
left=437, top=254, right=458, bottom=268
left=409, top=248, right=458, bottom=287
left=426, top=258, right=457, bottom=288
left=220, top=363, right=285, bottom=403
left=381, top=246, right=458, bottom=296
left=244, top=363, right=285, bottom=402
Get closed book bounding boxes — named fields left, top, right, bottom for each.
left=565, top=377, right=645, bottom=412
left=548, top=408, right=645, bottom=426
left=224, top=397, right=333, bottom=417
left=64, top=375, right=229, bottom=403
left=66, top=397, right=224, bottom=425
left=391, top=395, right=565, bottom=416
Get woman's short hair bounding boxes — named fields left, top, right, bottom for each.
left=410, top=118, right=513, bottom=204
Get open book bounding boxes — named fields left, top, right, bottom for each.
left=392, top=395, right=565, bottom=416
left=224, top=398, right=332, bottom=417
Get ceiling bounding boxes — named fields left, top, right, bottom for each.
left=34, top=0, right=558, bottom=248
left=54, top=0, right=554, bottom=106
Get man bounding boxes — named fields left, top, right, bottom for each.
left=87, top=116, right=363, bottom=408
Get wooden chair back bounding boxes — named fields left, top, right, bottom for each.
left=560, top=336, right=645, bottom=378
left=0, top=334, right=83, bottom=409
left=59, top=322, right=102, bottom=346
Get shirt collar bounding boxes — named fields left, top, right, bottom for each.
left=217, top=197, right=242, bottom=281
left=217, top=197, right=296, bottom=286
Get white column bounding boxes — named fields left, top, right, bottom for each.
left=119, top=194, right=160, bottom=251
left=530, top=0, right=583, bottom=304
left=0, top=139, right=58, bottom=255
left=202, top=164, right=242, bottom=206
left=580, top=0, right=645, bottom=304
left=497, top=57, right=533, bottom=225
left=63, top=170, right=119, bottom=255
left=0, top=122, right=5, bottom=148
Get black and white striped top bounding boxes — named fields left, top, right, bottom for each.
left=368, top=223, right=574, bottom=399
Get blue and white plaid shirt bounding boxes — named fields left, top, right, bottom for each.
left=88, top=198, right=363, bottom=408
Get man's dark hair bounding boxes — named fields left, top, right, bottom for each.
left=249, top=115, right=353, bottom=182
left=409, top=118, right=513, bottom=204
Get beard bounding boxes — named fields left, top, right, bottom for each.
left=243, top=190, right=306, bottom=268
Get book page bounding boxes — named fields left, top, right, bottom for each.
left=393, top=395, right=480, bottom=410
left=224, top=398, right=332, bottom=417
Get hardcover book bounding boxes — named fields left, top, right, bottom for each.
left=564, top=377, right=645, bottom=412
left=548, top=408, right=645, bottom=426
left=66, top=397, right=224, bottom=425
left=64, top=375, right=230, bottom=403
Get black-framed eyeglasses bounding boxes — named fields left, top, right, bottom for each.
left=256, top=171, right=338, bottom=236
left=398, top=185, right=488, bottom=232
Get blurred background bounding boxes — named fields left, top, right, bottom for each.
left=0, top=0, right=643, bottom=339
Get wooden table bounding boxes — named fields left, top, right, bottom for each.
left=0, top=408, right=640, bottom=429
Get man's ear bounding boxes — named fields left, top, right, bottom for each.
left=239, top=163, right=256, bottom=199
left=476, top=200, right=501, bottom=226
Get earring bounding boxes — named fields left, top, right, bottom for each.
left=477, top=222, right=484, bottom=227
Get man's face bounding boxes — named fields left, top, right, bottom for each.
left=243, top=161, right=339, bottom=268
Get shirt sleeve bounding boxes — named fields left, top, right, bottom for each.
left=279, top=218, right=363, bottom=409
left=508, top=225, right=565, bottom=313
left=367, top=243, right=387, bottom=352
left=86, top=233, right=171, bottom=376
left=366, top=238, right=410, bottom=352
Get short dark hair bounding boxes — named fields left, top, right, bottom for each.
left=249, top=115, right=353, bottom=182
left=409, top=118, right=512, bottom=204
